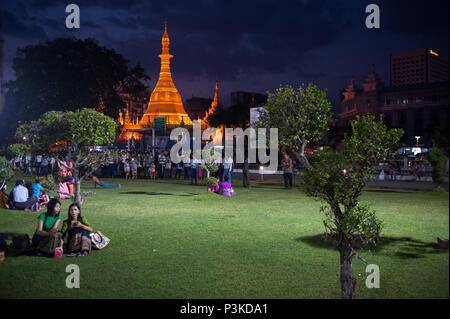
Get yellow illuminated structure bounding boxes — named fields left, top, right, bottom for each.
left=203, top=80, right=224, bottom=143
left=140, top=21, right=192, bottom=127
left=118, top=21, right=192, bottom=143
left=203, top=80, right=222, bottom=126
left=430, top=50, right=439, bottom=56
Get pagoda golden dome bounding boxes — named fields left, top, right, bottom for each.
left=140, top=21, right=192, bottom=127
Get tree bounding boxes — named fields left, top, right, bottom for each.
left=197, top=148, right=221, bottom=191
left=256, top=84, right=332, bottom=168
left=257, top=83, right=403, bottom=299
left=302, top=115, right=403, bottom=298
left=15, top=108, right=118, bottom=205
left=0, top=156, right=14, bottom=190
left=5, top=37, right=150, bottom=122
left=6, top=143, right=29, bottom=160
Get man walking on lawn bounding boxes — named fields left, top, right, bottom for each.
left=281, top=153, right=293, bottom=190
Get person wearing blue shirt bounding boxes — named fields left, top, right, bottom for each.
left=31, top=180, right=43, bottom=198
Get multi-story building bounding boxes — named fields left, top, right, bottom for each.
left=390, top=48, right=449, bottom=87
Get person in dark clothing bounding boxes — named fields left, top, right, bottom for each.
left=243, top=156, right=250, bottom=188
left=217, top=162, right=224, bottom=182
left=281, top=153, right=293, bottom=189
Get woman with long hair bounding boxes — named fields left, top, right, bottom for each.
left=61, top=203, right=93, bottom=257
left=31, top=198, right=64, bottom=256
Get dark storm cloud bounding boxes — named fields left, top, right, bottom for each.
left=83, top=19, right=102, bottom=29
left=121, top=0, right=351, bottom=80
left=0, top=9, right=47, bottom=40
left=2, top=0, right=448, bottom=108
left=106, top=16, right=138, bottom=29
left=376, top=0, right=449, bottom=35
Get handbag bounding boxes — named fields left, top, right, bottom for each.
left=12, top=234, right=30, bottom=250
left=90, top=231, right=110, bottom=249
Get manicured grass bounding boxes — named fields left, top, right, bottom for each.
left=0, top=176, right=448, bottom=299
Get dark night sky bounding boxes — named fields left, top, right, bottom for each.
left=1, top=0, right=449, bottom=114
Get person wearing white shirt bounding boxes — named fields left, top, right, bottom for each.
left=223, top=156, right=234, bottom=184
left=35, top=155, right=43, bottom=176
left=11, top=180, right=37, bottom=211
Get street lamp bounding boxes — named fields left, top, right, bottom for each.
left=415, top=136, right=421, bottom=146
left=260, top=166, right=264, bottom=181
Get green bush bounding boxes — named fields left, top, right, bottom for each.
left=427, top=147, right=448, bottom=185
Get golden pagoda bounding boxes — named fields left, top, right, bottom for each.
left=140, top=21, right=192, bottom=127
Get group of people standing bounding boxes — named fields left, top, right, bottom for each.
left=13, top=153, right=58, bottom=177
left=104, top=151, right=236, bottom=185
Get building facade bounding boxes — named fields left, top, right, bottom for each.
left=390, top=48, right=449, bottom=87
left=339, top=63, right=449, bottom=145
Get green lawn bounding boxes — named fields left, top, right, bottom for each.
left=0, top=176, right=448, bottom=299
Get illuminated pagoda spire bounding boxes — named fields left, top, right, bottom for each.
left=140, top=20, right=192, bottom=127
left=124, top=104, right=131, bottom=125
left=203, top=80, right=223, bottom=127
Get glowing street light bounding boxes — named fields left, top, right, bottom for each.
left=415, top=136, right=421, bottom=146
left=260, top=166, right=264, bottom=181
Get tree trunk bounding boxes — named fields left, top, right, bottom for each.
left=74, top=179, right=83, bottom=205
left=340, top=248, right=357, bottom=299
left=292, top=143, right=312, bottom=169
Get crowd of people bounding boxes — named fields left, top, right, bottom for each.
left=103, top=150, right=238, bottom=188
left=385, top=156, right=429, bottom=181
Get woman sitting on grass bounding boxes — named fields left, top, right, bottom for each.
left=61, top=203, right=93, bottom=257
left=219, top=175, right=236, bottom=197
left=31, top=198, right=64, bottom=256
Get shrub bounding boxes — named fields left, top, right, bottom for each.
left=427, top=147, right=448, bottom=185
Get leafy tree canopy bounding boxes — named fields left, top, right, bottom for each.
left=256, top=84, right=332, bottom=167
left=15, top=108, right=119, bottom=204
left=5, top=37, right=150, bottom=122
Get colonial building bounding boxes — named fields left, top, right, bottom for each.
left=339, top=62, right=449, bottom=145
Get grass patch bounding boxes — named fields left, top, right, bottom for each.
left=0, top=176, right=448, bottom=299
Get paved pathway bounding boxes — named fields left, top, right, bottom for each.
left=234, top=172, right=449, bottom=191
left=365, top=180, right=449, bottom=191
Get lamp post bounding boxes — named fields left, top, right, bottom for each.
left=260, top=166, right=264, bottom=181
left=415, top=136, right=421, bottom=146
